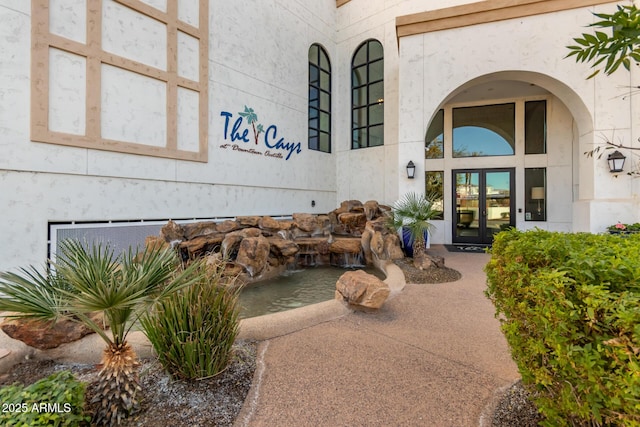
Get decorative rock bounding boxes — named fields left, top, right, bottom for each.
left=236, top=236, right=270, bottom=277
left=369, top=231, right=385, bottom=258
left=237, top=228, right=263, bottom=238
left=221, top=234, right=244, bottom=258
left=295, top=237, right=330, bottom=255
left=205, top=253, right=243, bottom=279
left=267, top=237, right=300, bottom=257
left=338, top=212, right=367, bottom=234
left=335, top=200, right=364, bottom=214
left=216, top=220, right=241, bottom=234
left=413, top=252, right=433, bottom=270
left=366, top=217, right=388, bottom=233
left=363, top=200, right=380, bottom=220
left=161, top=220, right=184, bottom=242
left=183, top=221, right=218, bottom=240
left=145, top=235, right=170, bottom=252
left=1, top=314, right=103, bottom=350
left=152, top=199, right=410, bottom=283
left=293, top=213, right=318, bottom=232
left=360, top=229, right=373, bottom=265
left=329, top=238, right=362, bottom=254
left=179, top=234, right=225, bottom=255
left=237, top=216, right=261, bottom=227
left=335, top=270, right=390, bottom=309
left=259, top=216, right=290, bottom=231
left=384, top=234, right=405, bottom=260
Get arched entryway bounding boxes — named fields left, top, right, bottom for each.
left=422, top=72, right=593, bottom=245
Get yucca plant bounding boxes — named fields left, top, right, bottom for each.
left=387, top=191, right=439, bottom=268
left=141, top=258, right=241, bottom=380
left=0, top=239, right=200, bottom=426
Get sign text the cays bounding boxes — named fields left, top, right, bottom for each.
left=220, top=110, right=302, bottom=160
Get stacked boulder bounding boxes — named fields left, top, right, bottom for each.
left=146, top=200, right=404, bottom=284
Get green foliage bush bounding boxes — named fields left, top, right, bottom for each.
left=0, top=370, right=89, bottom=426
left=485, top=229, right=640, bottom=426
left=141, top=258, right=241, bottom=380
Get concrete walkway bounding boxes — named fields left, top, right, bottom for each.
left=0, top=245, right=520, bottom=426
left=235, top=245, right=520, bottom=427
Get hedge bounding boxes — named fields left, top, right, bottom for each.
left=485, top=229, right=640, bottom=426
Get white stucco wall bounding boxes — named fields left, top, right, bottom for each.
left=2, top=0, right=640, bottom=271
left=397, top=1, right=640, bottom=238
left=0, top=0, right=338, bottom=270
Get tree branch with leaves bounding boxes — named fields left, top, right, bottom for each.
left=567, top=2, right=640, bottom=176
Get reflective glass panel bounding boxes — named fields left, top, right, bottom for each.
left=425, top=109, right=444, bottom=159
left=369, top=125, right=383, bottom=147
left=425, top=171, right=444, bottom=219
left=453, top=104, right=515, bottom=157
left=525, top=100, right=546, bottom=154
left=369, top=103, right=383, bottom=126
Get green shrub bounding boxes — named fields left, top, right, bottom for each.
left=0, top=370, right=90, bottom=426
left=485, top=229, right=640, bottom=426
left=141, top=259, right=241, bottom=380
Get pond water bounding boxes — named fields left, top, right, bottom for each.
left=238, top=266, right=384, bottom=319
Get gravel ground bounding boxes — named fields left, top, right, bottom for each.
left=393, top=257, right=462, bottom=283
left=0, top=341, right=257, bottom=427
left=492, top=380, right=544, bottom=426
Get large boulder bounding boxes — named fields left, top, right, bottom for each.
left=335, top=270, right=390, bottom=309
left=182, top=221, right=218, bottom=240
left=216, top=220, right=241, bottom=234
left=237, top=216, right=261, bottom=227
left=293, top=213, right=318, bottom=233
left=1, top=314, right=103, bottom=350
left=259, top=216, right=292, bottom=231
left=337, top=212, right=367, bottom=235
left=180, top=234, right=225, bottom=255
left=236, top=235, right=271, bottom=277
left=329, top=238, right=362, bottom=254
left=267, top=237, right=300, bottom=257
left=161, top=220, right=184, bottom=242
left=383, top=234, right=405, bottom=260
left=363, top=200, right=380, bottom=220
left=334, top=200, right=364, bottom=214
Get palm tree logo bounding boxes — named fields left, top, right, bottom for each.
left=238, top=105, right=264, bottom=145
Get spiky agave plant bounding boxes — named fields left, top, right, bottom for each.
left=0, top=239, right=199, bottom=426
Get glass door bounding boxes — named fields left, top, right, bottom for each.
left=453, top=168, right=514, bottom=245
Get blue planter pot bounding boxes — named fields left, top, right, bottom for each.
left=401, top=227, right=429, bottom=258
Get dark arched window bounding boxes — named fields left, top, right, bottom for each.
left=309, top=44, right=331, bottom=153
left=351, top=39, right=383, bottom=149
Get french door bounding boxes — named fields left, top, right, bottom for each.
left=452, top=168, right=514, bottom=245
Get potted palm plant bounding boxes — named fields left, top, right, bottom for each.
left=387, top=191, right=439, bottom=268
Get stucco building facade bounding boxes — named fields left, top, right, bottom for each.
left=0, top=0, right=638, bottom=270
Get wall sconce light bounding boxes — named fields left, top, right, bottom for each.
left=531, top=187, right=545, bottom=216
left=406, top=161, right=416, bottom=179
left=607, top=150, right=626, bottom=173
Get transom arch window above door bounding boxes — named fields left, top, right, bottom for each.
left=453, top=103, right=515, bottom=157
left=351, top=39, right=384, bottom=149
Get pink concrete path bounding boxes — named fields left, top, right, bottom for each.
left=236, top=245, right=520, bottom=427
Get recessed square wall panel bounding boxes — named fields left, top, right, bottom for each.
left=48, top=48, right=86, bottom=135
left=101, top=64, right=167, bottom=147
left=102, top=0, right=167, bottom=71
left=178, top=0, right=198, bottom=27
left=177, top=87, right=199, bottom=152
left=177, top=31, right=199, bottom=81
left=49, top=0, right=86, bottom=43
left=138, top=0, right=166, bottom=13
